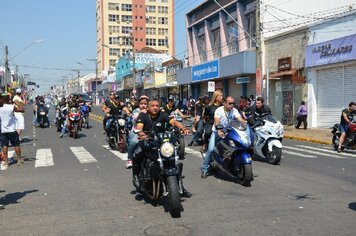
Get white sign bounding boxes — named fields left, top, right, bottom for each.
left=208, top=81, right=215, bottom=92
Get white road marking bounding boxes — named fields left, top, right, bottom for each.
left=102, top=145, right=127, bottom=160
left=185, top=147, right=203, bottom=157
left=282, top=150, right=317, bottom=158
left=296, top=145, right=352, bottom=158
left=283, top=146, right=333, bottom=158
left=70, top=146, right=98, bottom=164
left=35, top=149, right=54, bottom=167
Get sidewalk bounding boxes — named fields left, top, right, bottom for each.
left=283, top=125, right=332, bottom=145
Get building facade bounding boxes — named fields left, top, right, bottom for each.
left=96, top=0, right=174, bottom=73
left=177, top=0, right=257, bottom=100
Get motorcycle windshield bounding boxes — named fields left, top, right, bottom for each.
left=226, top=120, right=252, bottom=148
left=263, top=114, right=278, bottom=124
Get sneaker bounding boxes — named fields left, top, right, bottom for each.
left=1, top=162, right=9, bottom=170
left=0, top=204, right=4, bottom=210
left=201, top=171, right=208, bottom=179
left=126, top=160, right=133, bottom=169
left=17, top=159, right=25, bottom=165
left=337, top=148, right=341, bottom=153
left=59, top=134, right=63, bottom=138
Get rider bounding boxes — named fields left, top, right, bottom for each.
left=201, top=96, right=247, bottom=178
left=161, top=96, right=185, bottom=119
left=337, top=101, right=356, bottom=153
left=247, top=96, right=272, bottom=124
left=38, top=97, right=50, bottom=127
left=132, top=98, right=191, bottom=196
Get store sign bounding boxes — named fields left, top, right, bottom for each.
left=305, top=34, right=356, bottom=67
left=236, top=77, right=250, bottom=84
left=278, top=57, right=292, bottom=71
left=208, top=81, right=215, bottom=92
left=192, top=60, right=219, bottom=81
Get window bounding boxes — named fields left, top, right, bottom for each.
left=158, top=28, right=168, bottom=36
left=122, top=15, right=132, bottom=23
left=158, top=6, right=168, bottom=14
left=108, top=3, right=119, bottom=10
left=149, top=0, right=156, bottom=2
left=146, top=16, right=156, bottom=24
left=122, top=37, right=131, bottom=46
left=121, top=4, right=132, bottom=11
left=109, top=37, right=120, bottom=45
left=146, top=28, right=156, bottom=35
left=212, top=29, right=221, bottom=58
left=158, top=39, right=168, bottom=46
left=198, top=35, right=206, bottom=62
left=108, top=14, right=120, bottom=22
left=160, top=0, right=168, bottom=3
left=109, top=48, right=120, bottom=56
left=109, top=60, right=116, bottom=68
left=146, top=38, right=156, bottom=46
left=158, top=17, right=168, bottom=25
left=227, top=22, right=239, bottom=54
left=247, top=11, right=256, bottom=48
left=146, top=5, right=156, bottom=13
left=122, top=26, right=132, bottom=34
left=109, top=26, right=120, bottom=34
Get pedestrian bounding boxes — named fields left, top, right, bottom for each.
left=13, top=88, right=26, bottom=138
left=295, top=101, right=307, bottom=129
left=0, top=94, right=25, bottom=169
left=189, top=96, right=205, bottom=146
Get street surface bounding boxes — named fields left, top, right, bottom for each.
left=0, top=105, right=355, bottom=236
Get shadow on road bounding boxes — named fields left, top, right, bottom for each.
left=0, top=189, right=39, bottom=206
left=348, top=202, right=356, bottom=211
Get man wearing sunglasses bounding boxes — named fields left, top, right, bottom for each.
left=201, top=96, right=246, bottom=178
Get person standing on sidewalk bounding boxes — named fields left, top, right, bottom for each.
left=0, top=94, right=25, bottom=169
left=295, top=101, right=307, bottom=129
left=13, top=88, right=26, bottom=138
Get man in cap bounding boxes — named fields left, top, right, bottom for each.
left=13, top=88, right=26, bottom=138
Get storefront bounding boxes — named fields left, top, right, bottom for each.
left=306, top=33, right=356, bottom=128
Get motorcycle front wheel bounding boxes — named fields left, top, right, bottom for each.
left=237, top=164, right=253, bottom=187
left=73, top=124, right=79, bottom=139
left=267, top=147, right=282, bottom=165
left=118, top=132, right=127, bottom=153
left=166, top=176, right=182, bottom=218
left=332, top=134, right=340, bottom=151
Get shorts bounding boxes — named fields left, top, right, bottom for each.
left=340, top=124, right=348, bottom=133
left=0, top=132, right=20, bottom=147
left=14, top=114, right=25, bottom=130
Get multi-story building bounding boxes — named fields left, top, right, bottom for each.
left=96, top=0, right=175, bottom=73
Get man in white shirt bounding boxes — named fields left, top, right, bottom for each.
left=201, top=96, right=246, bottom=178
left=0, top=94, right=24, bottom=169
left=13, top=88, right=26, bottom=136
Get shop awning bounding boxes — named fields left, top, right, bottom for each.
left=268, top=69, right=297, bottom=78
left=155, top=81, right=178, bottom=88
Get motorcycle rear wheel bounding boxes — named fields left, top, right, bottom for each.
left=166, top=176, right=182, bottom=218
left=332, top=134, right=340, bottom=151
left=267, top=147, right=282, bottom=165
left=237, top=164, right=253, bottom=187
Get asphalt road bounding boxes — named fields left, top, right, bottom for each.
left=0, top=105, right=355, bottom=236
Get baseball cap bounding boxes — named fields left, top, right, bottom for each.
left=16, top=88, right=22, bottom=93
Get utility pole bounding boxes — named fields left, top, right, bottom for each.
left=4, top=46, right=9, bottom=93
left=130, top=33, right=137, bottom=97
left=255, top=0, right=264, bottom=98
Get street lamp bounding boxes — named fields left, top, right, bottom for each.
left=87, top=58, right=98, bottom=104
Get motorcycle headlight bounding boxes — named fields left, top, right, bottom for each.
left=160, top=142, right=175, bottom=158
left=118, top=119, right=126, bottom=126
left=39, top=112, right=46, bottom=115
left=228, top=140, right=236, bottom=148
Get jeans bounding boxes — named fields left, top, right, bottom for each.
left=192, top=119, right=204, bottom=143
left=105, top=118, right=113, bottom=136
left=33, top=111, right=38, bottom=126
left=61, top=119, right=68, bottom=135
left=127, top=132, right=138, bottom=161
left=201, top=131, right=218, bottom=173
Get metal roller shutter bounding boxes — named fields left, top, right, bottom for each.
left=344, top=64, right=356, bottom=105
left=247, top=78, right=256, bottom=98
left=317, top=66, right=343, bottom=128
left=229, top=79, right=240, bottom=100
left=200, top=82, right=208, bottom=97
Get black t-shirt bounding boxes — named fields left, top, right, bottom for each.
left=341, top=108, right=355, bottom=125
left=104, top=99, right=122, bottom=116
left=162, top=104, right=176, bottom=115
left=203, top=104, right=220, bottom=124
left=136, top=111, right=172, bottom=133
left=195, top=102, right=203, bottom=116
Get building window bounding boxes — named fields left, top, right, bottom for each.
left=198, top=35, right=206, bottom=62
left=121, top=4, right=132, bottom=11
left=146, top=38, right=156, bottom=46
left=247, top=11, right=256, bottom=48
left=122, top=15, right=132, bottom=23
left=146, top=16, right=156, bottom=24
left=108, top=3, right=119, bottom=10
left=109, top=26, right=120, bottom=34
left=158, top=39, right=168, bottom=46
left=146, top=5, right=156, bottom=13
left=122, top=37, right=131, bottom=46
left=109, top=59, right=116, bottom=68
left=212, top=29, right=221, bottom=58
left=158, top=28, right=168, bottom=36
left=108, top=14, right=120, bottom=22
left=122, top=26, right=132, bottom=34
left=109, top=37, right=120, bottom=45
left=146, top=27, right=156, bottom=35
left=109, top=48, right=120, bottom=56
left=160, top=0, right=168, bottom=3
left=158, top=6, right=168, bottom=14
left=227, top=22, right=239, bottom=54
left=149, top=0, right=156, bottom=2
left=158, top=17, right=168, bottom=25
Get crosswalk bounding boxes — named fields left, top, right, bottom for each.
left=0, top=143, right=354, bottom=171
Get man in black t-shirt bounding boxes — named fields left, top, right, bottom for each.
left=161, top=96, right=185, bottom=119
left=337, top=101, right=356, bottom=152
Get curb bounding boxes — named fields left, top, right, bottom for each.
left=284, top=135, right=332, bottom=145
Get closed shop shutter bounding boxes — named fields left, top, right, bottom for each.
left=344, top=64, right=356, bottom=105
left=316, top=66, right=343, bottom=127
left=229, top=79, right=241, bottom=100
left=247, top=78, right=256, bottom=98
left=200, top=82, right=208, bottom=97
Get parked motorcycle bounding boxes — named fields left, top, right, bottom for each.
left=207, top=119, right=254, bottom=186
left=332, top=116, right=356, bottom=151
left=37, top=105, right=48, bottom=128
left=67, top=107, right=81, bottom=139
left=252, top=115, right=284, bottom=165
left=134, top=129, right=186, bottom=218
left=108, top=115, right=128, bottom=153
left=80, top=103, right=90, bottom=129
left=56, top=106, right=68, bottom=132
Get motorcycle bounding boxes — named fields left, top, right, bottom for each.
left=80, top=103, right=90, bottom=129
left=208, top=119, right=254, bottom=187
left=332, top=116, right=356, bottom=151
left=37, top=105, right=48, bottom=128
left=67, top=107, right=81, bottom=139
left=134, top=129, right=186, bottom=218
left=252, top=115, right=284, bottom=165
left=108, top=115, right=128, bottom=153
left=56, top=106, right=68, bottom=132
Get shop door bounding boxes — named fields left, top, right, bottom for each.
left=282, top=90, right=294, bottom=125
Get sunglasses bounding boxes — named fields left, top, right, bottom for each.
left=228, top=102, right=235, bottom=105
left=110, top=93, right=115, bottom=95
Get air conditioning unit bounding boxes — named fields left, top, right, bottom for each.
left=116, top=5, right=120, bottom=10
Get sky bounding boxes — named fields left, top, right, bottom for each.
left=0, top=0, right=203, bottom=95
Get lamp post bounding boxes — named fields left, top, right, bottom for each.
left=87, top=58, right=98, bottom=104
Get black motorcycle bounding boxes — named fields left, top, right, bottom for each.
left=37, top=105, right=48, bottom=128
left=134, top=130, right=186, bottom=218
left=108, top=115, right=128, bottom=153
